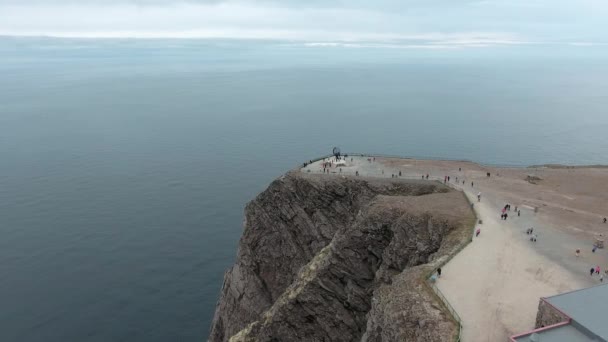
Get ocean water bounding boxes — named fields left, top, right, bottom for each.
left=1, top=38, right=607, bottom=341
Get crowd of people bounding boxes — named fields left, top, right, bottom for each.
left=306, top=156, right=608, bottom=284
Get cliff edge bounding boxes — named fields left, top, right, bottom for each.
left=209, top=172, right=474, bottom=342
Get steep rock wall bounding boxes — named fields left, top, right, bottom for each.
left=209, top=172, right=472, bottom=342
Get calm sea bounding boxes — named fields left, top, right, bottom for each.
left=1, top=38, right=607, bottom=341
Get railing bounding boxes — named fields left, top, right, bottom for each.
left=301, top=152, right=479, bottom=341
left=342, top=152, right=530, bottom=168
left=429, top=282, right=463, bottom=340
left=425, top=243, right=469, bottom=342
left=422, top=189, right=478, bottom=342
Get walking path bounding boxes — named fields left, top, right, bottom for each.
left=436, top=188, right=589, bottom=341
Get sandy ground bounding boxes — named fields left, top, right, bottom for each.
left=301, top=156, right=608, bottom=341
left=436, top=192, right=589, bottom=341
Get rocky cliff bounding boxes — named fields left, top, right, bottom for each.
left=209, top=172, right=474, bottom=342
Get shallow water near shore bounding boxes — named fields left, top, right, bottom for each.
left=1, top=38, right=608, bottom=341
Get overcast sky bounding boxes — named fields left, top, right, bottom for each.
left=1, top=0, right=607, bottom=46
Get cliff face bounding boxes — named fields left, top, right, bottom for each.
left=209, top=172, right=474, bottom=342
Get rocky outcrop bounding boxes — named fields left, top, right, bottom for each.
left=535, top=299, right=569, bottom=328
left=209, top=172, right=474, bottom=342
left=361, top=266, right=457, bottom=342
left=526, top=175, right=542, bottom=184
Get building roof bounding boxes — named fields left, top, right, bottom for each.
left=513, top=323, right=596, bottom=342
left=545, top=283, right=608, bottom=341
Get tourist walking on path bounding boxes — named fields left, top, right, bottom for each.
left=576, top=249, right=580, bottom=257
left=477, top=192, right=481, bottom=202
left=471, top=181, right=474, bottom=187
left=590, top=267, right=595, bottom=276
left=476, top=228, right=481, bottom=237
left=437, top=268, right=442, bottom=278
left=596, top=266, right=601, bottom=275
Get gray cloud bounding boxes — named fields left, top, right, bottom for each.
left=0, top=0, right=606, bottom=43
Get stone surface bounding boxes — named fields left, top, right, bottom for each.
left=535, top=299, right=569, bottom=328
left=360, top=266, right=457, bottom=342
left=209, top=172, right=474, bottom=342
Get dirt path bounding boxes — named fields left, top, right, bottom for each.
left=436, top=189, right=590, bottom=341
